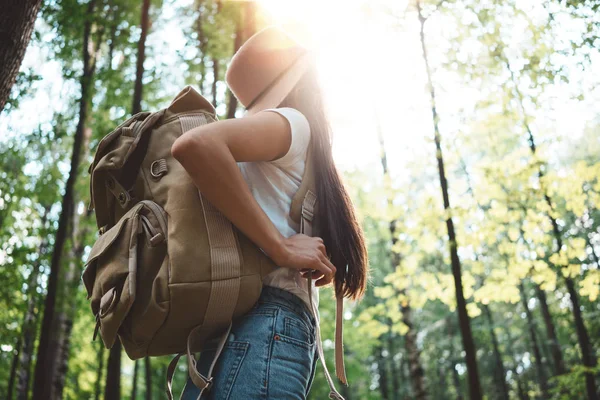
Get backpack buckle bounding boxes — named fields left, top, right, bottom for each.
left=205, top=376, right=214, bottom=391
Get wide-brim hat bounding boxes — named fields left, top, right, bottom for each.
left=225, top=26, right=312, bottom=115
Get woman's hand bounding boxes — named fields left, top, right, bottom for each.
left=273, top=234, right=337, bottom=287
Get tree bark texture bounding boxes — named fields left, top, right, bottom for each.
left=145, top=356, right=152, bottom=400
left=0, top=0, right=44, bottom=112
left=533, top=283, right=566, bottom=376
left=416, top=3, right=482, bottom=398
left=105, top=341, right=122, bottom=400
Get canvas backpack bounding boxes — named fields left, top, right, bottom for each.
left=82, top=86, right=347, bottom=399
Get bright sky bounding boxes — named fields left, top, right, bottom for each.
left=1, top=0, right=598, bottom=185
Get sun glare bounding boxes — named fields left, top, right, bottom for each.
left=252, top=0, right=422, bottom=174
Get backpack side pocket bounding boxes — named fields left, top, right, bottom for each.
left=82, top=202, right=147, bottom=349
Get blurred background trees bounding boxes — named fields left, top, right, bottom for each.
left=1, top=0, right=599, bottom=399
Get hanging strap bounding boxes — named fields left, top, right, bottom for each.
left=300, top=190, right=347, bottom=400
left=165, top=323, right=232, bottom=400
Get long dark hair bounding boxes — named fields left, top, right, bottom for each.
left=278, top=64, right=368, bottom=301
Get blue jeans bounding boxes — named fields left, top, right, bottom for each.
left=181, top=286, right=319, bottom=399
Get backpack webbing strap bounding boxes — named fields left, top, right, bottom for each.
left=165, top=114, right=242, bottom=400
left=301, top=192, right=346, bottom=400
left=290, top=146, right=316, bottom=225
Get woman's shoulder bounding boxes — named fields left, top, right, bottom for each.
left=264, top=107, right=310, bottom=133
left=263, top=107, right=311, bottom=168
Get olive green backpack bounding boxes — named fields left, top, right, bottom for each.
left=82, top=86, right=347, bottom=399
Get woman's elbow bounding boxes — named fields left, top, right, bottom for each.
left=171, top=129, right=212, bottom=163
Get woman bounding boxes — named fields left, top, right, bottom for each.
left=171, top=26, right=368, bottom=399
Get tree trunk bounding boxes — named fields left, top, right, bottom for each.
left=376, top=106, right=426, bottom=400
left=416, top=3, right=482, bottom=399
left=132, top=361, right=139, bottom=400
left=482, top=304, right=510, bottom=400
left=518, top=282, right=549, bottom=398
left=387, top=333, right=400, bottom=400
left=52, top=201, right=94, bottom=399
left=225, top=2, right=257, bottom=119
left=564, top=276, right=598, bottom=399
left=94, top=342, right=105, bottom=400
left=446, top=319, right=464, bottom=400
left=32, top=1, right=98, bottom=397
left=516, top=379, right=530, bottom=400
left=533, top=283, right=566, bottom=376
left=14, top=209, right=49, bottom=400
left=242, top=0, right=257, bottom=41
left=502, top=318, right=530, bottom=400
left=132, top=0, right=151, bottom=115
left=7, top=331, right=22, bottom=400
left=145, top=357, right=152, bottom=400
left=0, top=0, right=44, bottom=112
left=51, top=312, right=73, bottom=400
left=226, top=23, right=243, bottom=119
left=212, top=57, right=219, bottom=108
left=507, top=58, right=597, bottom=399
left=105, top=342, right=122, bottom=399
left=376, top=346, right=390, bottom=400
left=195, top=0, right=207, bottom=94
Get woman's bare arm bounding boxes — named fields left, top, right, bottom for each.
left=170, top=111, right=336, bottom=285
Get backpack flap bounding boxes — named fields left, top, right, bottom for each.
left=82, top=202, right=146, bottom=349
left=162, top=85, right=216, bottom=121
left=89, top=110, right=165, bottom=231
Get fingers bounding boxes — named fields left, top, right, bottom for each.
left=310, top=255, right=336, bottom=287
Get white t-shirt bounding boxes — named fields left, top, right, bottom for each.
left=237, top=107, right=319, bottom=312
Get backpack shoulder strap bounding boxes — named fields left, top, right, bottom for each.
left=290, top=146, right=317, bottom=228
left=293, top=146, right=348, bottom=397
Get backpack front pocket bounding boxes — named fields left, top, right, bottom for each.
left=82, top=200, right=168, bottom=349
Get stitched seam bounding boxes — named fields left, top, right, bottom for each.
left=284, top=317, right=313, bottom=345
left=265, top=308, right=279, bottom=399
left=224, top=342, right=249, bottom=400
left=276, top=332, right=315, bottom=351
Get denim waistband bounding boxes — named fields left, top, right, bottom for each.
left=260, top=286, right=315, bottom=327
